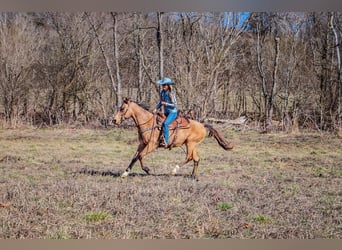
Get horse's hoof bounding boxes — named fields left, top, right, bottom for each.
left=143, top=167, right=150, bottom=175
left=171, top=165, right=180, bottom=175
left=190, top=174, right=199, bottom=181
left=121, top=171, right=129, bottom=178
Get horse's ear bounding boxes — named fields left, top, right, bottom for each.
left=123, top=97, right=130, bottom=104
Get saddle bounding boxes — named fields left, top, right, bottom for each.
left=155, top=112, right=190, bottom=149
left=156, top=112, right=190, bottom=130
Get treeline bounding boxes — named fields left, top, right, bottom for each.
left=0, top=12, right=341, bottom=132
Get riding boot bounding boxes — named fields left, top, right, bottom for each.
left=158, top=128, right=163, bottom=146
left=159, top=137, right=168, bottom=148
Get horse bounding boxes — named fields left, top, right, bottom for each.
left=113, top=97, right=233, bottom=180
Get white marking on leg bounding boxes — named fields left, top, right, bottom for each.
left=121, top=170, right=129, bottom=178
left=171, top=165, right=180, bottom=175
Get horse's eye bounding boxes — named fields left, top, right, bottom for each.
left=120, top=107, right=124, bottom=112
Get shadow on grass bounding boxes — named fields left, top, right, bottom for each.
left=76, top=168, right=189, bottom=178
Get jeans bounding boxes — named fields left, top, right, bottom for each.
left=163, top=112, right=178, bottom=144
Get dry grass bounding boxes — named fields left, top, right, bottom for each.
left=0, top=127, right=341, bottom=239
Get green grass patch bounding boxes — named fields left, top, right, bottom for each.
left=49, top=230, right=72, bottom=239
left=50, top=165, right=60, bottom=171
left=9, top=172, right=20, bottom=179
left=222, top=180, right=233, bottom=187
left=330, top=168, right=342, bottom=177
left=249, top=214, right=273, bottom=224
left=217, top=202, right=233, bottom=211
left=284, top=183, right=300, bottom=195
left=56, top=199, right=70, bottom=209
left=169, top=196, right=182, bottom=204
left=313, top=165, right=326, bottom=177
left=84, top=211, right=110, bottom=222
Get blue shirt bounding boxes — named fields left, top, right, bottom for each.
left=156, top=90, right=178, bottom=115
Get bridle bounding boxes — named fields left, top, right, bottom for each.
left=119, top=105, right=129, bottom=122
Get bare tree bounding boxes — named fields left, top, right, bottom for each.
left=110, top=12, right=122, bottom=108
left=0, top=13, right=43, bottom=126
left=330, top=12, right=342, bottom=129
left=254, top=15, right=281, bottom=131
left=85, top=13, right=115, bottom=95
left=0, top=11, right=340, bottom=132
left=156, top=12, right=164, bottom=80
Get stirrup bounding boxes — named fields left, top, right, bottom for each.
left=159, top=140, right=167, bottom=148
left=159, top=137, right=169, bottom=148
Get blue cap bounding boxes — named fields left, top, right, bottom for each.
left=157, top=77, right=175, bottom=85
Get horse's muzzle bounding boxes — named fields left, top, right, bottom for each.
left=113, top=119, right=121, bottom=126
left=112, top=118, right=122, bottom=126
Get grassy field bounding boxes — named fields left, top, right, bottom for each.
left=0, top=126, right=341, bottom=239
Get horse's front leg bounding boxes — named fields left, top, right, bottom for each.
left=121, top=143, right=145, bottom=178
left=138, top=142, right=159, bottom=175
left=121, top=142, right=157, bottom=178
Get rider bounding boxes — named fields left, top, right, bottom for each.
left=153, top=77, right=178, bottom=148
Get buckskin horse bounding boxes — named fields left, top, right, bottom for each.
left=113, top=98, right=233, bottom=180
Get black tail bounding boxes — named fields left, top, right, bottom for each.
left=204, top=124, right=234, bottom=150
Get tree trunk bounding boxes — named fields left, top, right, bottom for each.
left=330, top=12, right=342, bottom=129
left=157, top=12, right=164, bottom=79
left=111, top=12, right=122, bottom=109
left=256, top=24, right=268, bottom=130
left=267, top=36, right=280, bottom=131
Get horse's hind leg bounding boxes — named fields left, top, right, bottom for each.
left=190, top=148, right=200, bottom=180
left=171, top=157, right=191, bottom=175
left=171, top=143, right=192, bottom=175
left=171, top=143, right=200, bottom=180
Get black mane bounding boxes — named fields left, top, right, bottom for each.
left=123, top=97, right=150, bottom=111
left=136, top=102, right=150, bottom=111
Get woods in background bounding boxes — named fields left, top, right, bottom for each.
left=0, top=12, right=341, bottom=132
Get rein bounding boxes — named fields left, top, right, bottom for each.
left=137, top=112, right=159, bottom=146
left=138, top=125, right=159, bottom=134
left=135, top=111, right=158, bottom=135
left=121, top=101, right=159, bottom=145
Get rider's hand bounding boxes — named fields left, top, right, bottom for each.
left=161, top=101, right=166, bottom=106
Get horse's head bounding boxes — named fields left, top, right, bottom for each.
left=113, top=98, right=133, bottom=125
